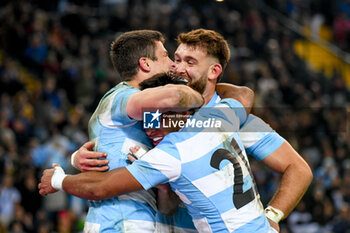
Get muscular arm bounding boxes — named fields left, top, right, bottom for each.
left=62, top=167, right=144, bottom=200
left=127, top=84, right=204, bottom=120
left=216, top=83, right=254, bottom=116
left=262, top=141, right=313, bottom=217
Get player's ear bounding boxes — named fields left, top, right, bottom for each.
left=208, top=63, right=222, bottom=81
left=139, top=57, right=151, bottom=72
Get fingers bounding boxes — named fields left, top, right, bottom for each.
left=82, top=150, right=108, bottom=159
left=82, top=141, right=95, bottom=150
left=52, top=163, right=60, bottom=168
left=80, top=165, right=109, bottom=172
left=127, top=154, right=137, bottom=162
left=80, top=141, right=107, bottom=159
left=81, top=158, right=109, bottom=167
left=38, top=184, right=46, bottom=195
left=129, top=146, right=140, bottom=154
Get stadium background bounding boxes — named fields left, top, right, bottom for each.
left=0, top=0, right=349, bottom=232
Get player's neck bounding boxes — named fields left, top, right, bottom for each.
left=127, top=78, right=141, bottom=89
left=202, top=82, right=216, bottom=106
left=202, top=88, right=215, bottom=106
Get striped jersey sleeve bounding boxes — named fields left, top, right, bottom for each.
left=217, top=98, right=247, bottom=126
left=126, top=139, right=182, bottom=190
left=98, top=83, right=139, bottom=127
left=239, top=114, right=285, bottom=161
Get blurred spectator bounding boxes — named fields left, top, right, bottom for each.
left=331, top=203, right=350, bottom=233
left=0, top=175, right=21, bottom=227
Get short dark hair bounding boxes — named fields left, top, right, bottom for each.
left=139, top=73, right=198, bottom=115
left=139, top=73, right=187, bottom=90
left=110, top=30, right=165, bottom=81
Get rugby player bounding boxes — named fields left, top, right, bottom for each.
left=62, top=29, right=253, bottom=233
left=69, top=29, right=312, bottom=232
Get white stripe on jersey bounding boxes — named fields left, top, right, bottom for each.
left=98, top=91, right=118, bottom=127
left=83, top=222, right=100, bottom=233
left=122, top=220, right=156, bottom=233
left=192, top=163, right=233, bottom=197
left=121, top=138, right=150, bottom=155
left=142, top=148, right=181, bottom=182
left=214, top=103, right=240, bottom=129
left=238, top=115, right=274, bottom=148
left=191, top=156, right=251, bottom=198
left=176, top=132, right=233, bottom=163
left=174, top=189, right=192, bottom=205
left=238, top=132, right=271, bottom=148
left=118, top=190, right=157, bottom=211
left=97, top=89, right=138, bottom=128
left=192, top=156, right=249, bottom=197
left=221, top=199, right=264, bottom=232
left=192, top=217, right=212, bottom=233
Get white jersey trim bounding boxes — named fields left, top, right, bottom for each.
left=193, top=217, right=212, bottom=233
left=221, top=199, right=264, bottom=232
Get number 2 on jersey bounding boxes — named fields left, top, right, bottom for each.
left=210, top=137, right=258, bottom=209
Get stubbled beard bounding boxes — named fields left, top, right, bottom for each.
left=189, top=75, right=207, bottom=94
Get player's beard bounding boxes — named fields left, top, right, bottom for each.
left=189, top=74, right=207, bottom=94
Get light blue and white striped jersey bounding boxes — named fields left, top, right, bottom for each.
left=152, top=93, right=285, bottom=233
left=85, top=82, right=157, bottom=233
left=239, top=114, right=285, bottom=161
left=127, top=98, right=278, bottom=232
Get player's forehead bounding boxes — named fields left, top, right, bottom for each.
left=155, top=41, right=168, bottom=55
left=175, top=43, right=207, bottom=59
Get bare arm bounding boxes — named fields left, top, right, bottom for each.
left=72, top=85, right=204, bottom=171
left=127, top=84, right=204, bottom=120
left=39, top=166, right=143, bottom=200
left=64, top=168, right=143, bottom=200
left=262, top=141, right=313, bottom=217
left=215, top=83, right=254, bottom=116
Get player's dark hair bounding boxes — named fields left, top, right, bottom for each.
left=110, top=30, right=165, bottom=81
left=139, top=73, right=187, bottom=90
left=139, top=73, right=198, bottom=114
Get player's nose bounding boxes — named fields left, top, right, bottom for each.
left=145, top=129, right=154, bottom=137
left=173, top=62, right=186, bottom=75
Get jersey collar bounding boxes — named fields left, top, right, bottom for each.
left=205, top=92, right=221, bottom=107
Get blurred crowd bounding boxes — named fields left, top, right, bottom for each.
left=265, top=0, right=350, bottom=52
left=0, top=0, right=349, bottom=232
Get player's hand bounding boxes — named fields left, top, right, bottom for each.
left=74, top=141, right=109, bottom=172
left=267, top=218, right=280, bottom=232
left=127, top=146, right=140, bottom=163
left=38, top=165, right=58, bottom=195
